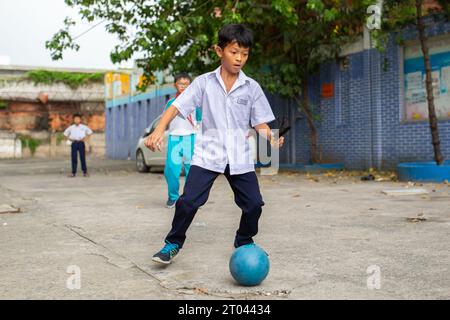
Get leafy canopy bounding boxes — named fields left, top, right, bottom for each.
left=47, top=0, right=373, bottom=98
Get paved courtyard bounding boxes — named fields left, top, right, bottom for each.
left=0, top=158, right=449, bottom=299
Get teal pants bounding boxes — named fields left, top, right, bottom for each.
left=165, top=134, right=196, bottom=201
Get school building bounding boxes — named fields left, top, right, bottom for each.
left=105, top=17, right=450, bottom=170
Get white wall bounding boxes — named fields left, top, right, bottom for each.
left=0, top=132, right=21, bottom=159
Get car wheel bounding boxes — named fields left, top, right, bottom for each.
left=136, top=150, right=150, bottom=173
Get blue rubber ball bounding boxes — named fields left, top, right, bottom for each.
left=229, top=244, right=270, bottom=286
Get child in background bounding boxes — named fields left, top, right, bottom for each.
left=64, top=114, right=93, bottom=177
left=164, top=73, right=202, bottom=208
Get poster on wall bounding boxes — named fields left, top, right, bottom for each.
left=404, top=35, right=450, bottom=121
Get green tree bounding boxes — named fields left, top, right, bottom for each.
left=47, top=0, right=373, bottom=163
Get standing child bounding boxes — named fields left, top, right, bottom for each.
left=64, top=114, right=93, bottom=177
left=145, top=24, right=284, bottom=264
left=164, top=73, right=202, bottom=208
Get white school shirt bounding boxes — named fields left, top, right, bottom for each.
left=64, top=124, right=93, bottom=141
left=172, top=66, right=275, bottom=175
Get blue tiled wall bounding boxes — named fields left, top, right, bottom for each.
left=303, top=17, right=450, bottom=170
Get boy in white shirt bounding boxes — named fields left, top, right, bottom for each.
left=146, top=24, right=284, bottom=265
left=64, top=114, right=93, bottom=177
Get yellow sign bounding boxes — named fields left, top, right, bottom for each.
left=104, top=72, right=131, bottom=99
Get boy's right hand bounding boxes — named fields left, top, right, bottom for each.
left=145, top=129, right=164, bottom=152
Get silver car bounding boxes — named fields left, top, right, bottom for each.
left=135, top=115, right=258, bottom=173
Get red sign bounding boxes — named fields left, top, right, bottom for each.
left=322, top=83, right=334, bottom=98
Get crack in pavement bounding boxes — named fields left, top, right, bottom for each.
left=87, top=252, right=130, bottom=269
left=62, top=224, right=175, bottom=292
left=60, top=223, right=284, bottom=299
left=61, top=224, right=235, bottom=298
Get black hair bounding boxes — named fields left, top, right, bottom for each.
left=218, top=24, right=253, bottom=49
left=174, top=72, right=192, bottom=83
left=73, top=113, right=82, bottom=119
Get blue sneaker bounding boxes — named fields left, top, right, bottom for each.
left=166, top=199, right=177, bottom=209
left=152, top=241, right=180, bottom=265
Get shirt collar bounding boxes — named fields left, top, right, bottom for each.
left=212, top=66, right=249, bottom=93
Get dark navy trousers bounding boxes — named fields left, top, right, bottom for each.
left=71, top=141, right=87, bottom=175
left=166, top=165, right=265, bottom=248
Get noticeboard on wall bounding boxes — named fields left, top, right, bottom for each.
left=404, top=35, right=450, bottom=121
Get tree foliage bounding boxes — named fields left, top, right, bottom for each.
left=372, top=0, right=450, bottom=52
left=47, top=0, right=372, bottom=96
left=26, top=70, right=104, bottom=89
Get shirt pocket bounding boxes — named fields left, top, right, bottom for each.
left=231, top=95, right=252, bottom=127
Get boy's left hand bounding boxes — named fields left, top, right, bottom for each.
left=271, top=136, right=285, bottom=149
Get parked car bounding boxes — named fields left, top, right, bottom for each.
left=135, top=115, right=167, bottom=172
left=136, top=115, right=258, bottom=173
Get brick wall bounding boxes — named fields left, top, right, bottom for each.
left=0, top=101, right=106, bottom=158
left=0, top=101, right=105, bottom=133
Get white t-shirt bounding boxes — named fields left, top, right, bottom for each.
left=64, top=124, right=93, bottom=141
left=166, top=98, right=198, bottom=136
left=168, top=113, right=198, bottom=136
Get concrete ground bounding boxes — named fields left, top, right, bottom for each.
left=0, top=157, right=449, bottom=300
